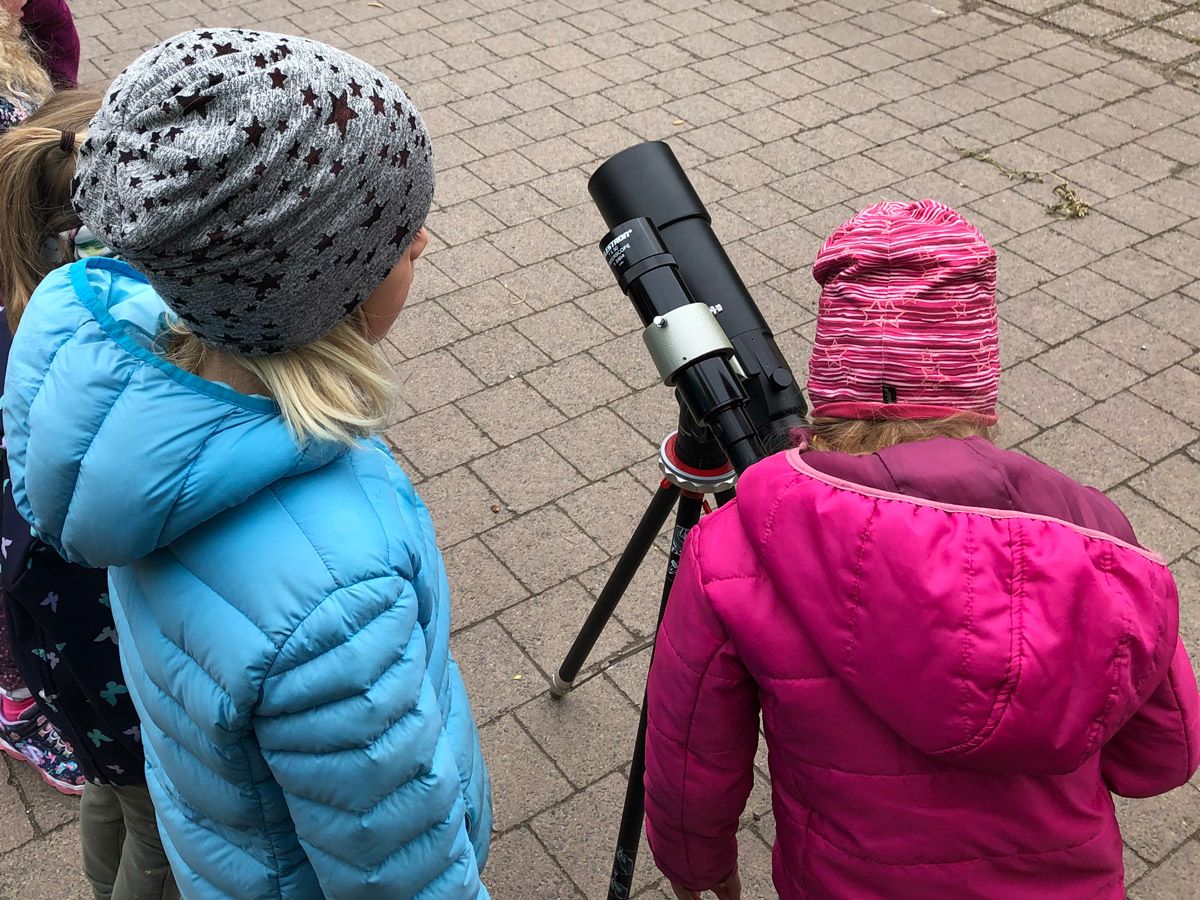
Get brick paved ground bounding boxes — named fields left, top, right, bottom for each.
left=3, top=0, right=1200, bottom=897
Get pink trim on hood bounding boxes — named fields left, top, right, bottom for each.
left=785, top=447, right=1164, bottom=564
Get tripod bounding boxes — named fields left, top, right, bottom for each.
left=551, top=412, right=736, bottom=900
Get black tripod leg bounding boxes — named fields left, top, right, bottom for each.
left=551, top=481, right=682, bottom=698
left=608, top=494, right=704, bottom=900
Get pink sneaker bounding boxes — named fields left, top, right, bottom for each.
left=0, top=705, right=85, bottom=796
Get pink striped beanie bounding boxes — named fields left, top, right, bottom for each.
left=808, top=199, right=999, bottom=425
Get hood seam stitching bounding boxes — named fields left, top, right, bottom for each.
left=152, top=411, right=237, bottom=552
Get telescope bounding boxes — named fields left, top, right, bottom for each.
left=551, top=141, right=807, bottom=899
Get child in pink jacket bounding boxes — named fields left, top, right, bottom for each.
left=643, top=199, right=1200, bottom=900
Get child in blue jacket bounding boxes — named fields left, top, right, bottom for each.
left=4, top=29, right=491, bottom=898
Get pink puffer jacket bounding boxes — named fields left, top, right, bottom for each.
left=644, top=437, right=1199, bottom=899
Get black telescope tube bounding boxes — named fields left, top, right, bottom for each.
left=600, top=218, right=762, bottom=474
left=675, top=359, right=760, bottom=473
left=589, top=142, right=807, bottom=450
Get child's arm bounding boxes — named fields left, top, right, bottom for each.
left=644, top=528, right=759, bottom=894
left=1102, top=636, right=1200, bottom=798
left=252, top=575, right=484, bottom=899
left=20, top=0, right=79, bottom=88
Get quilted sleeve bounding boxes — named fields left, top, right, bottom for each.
left=20, top=0, right=80, bottom=87
left=644, top=528, right=759, bottom=891
left=1102, top=636, right=1200, bottom=798
left=253, top=575, right=485, bottom=899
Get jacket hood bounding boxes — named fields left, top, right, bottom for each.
left=4, top=258, right=342, bottom=568
left=731, top=448, right=1178, bottom=776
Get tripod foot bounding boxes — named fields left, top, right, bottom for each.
left=549, top=672, right=574, bottom=699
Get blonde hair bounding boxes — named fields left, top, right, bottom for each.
left=805, top=415, right=996, bottom=455
left=0, top=13, right=52, bottom=107
left=0, top=89, right=101, bottom=330
left=165, top=310, right=396, bottom=447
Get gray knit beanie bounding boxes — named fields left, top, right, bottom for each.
left=73, top=28, right=434, bottom=354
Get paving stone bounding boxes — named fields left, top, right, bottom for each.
left=1000, top=290, right=1098, bottom=345
left=387, top=405, right=496, bottom=477
left=531, top=771, right=661, bottom=899
left=526, top=354, right=632, bottom=418
left=1123, top=843, right=1149, bottom=889
left=1041, top=269, right=1147, bottom=321
left=579, top=544, right=674, bottom=640
left=0, top=819, right=89, bottom=900
left=0, top=768, right=34, bottom=855
left=458, top=377, right=567, bottom=447
left=1137, top=293, right=1200, bottom=349
left=1081, top=393, right=1198, bottom=463
left=51, top=1, right=1200, bottom=893
left=1005, top=229, right=1101, bottom=278
left=1034, top=339, right=1144, bottom=400
left=472, top=435, right=586, bottom=513
left=1093, top=248, right=1192, bottom=300
left=1133, top=367, right=1200, bottom=431
left=451, top=619, right=544, bottom=722
left=514, top=303, right=612, bottom=362
left=439, top=279, right=536, bottom=332
left=485, top=507, right=608, bottom=594
left=433, top=239, right=524, bottom=290
left=1048, top=4, right=1129, bottom=38
left=991, top=402, right=1036, bottom=449
left=734, top=825, right=778, bottom=899
left=1176, top=557, right=1200, bottom=682
left=450, top=324, right=551, bottom=386
left=1128, top=839, right=1200, bottom=900
left=1022, top=422, right=1146, bottom=491
left=393, top=349, right=484, bottom=413
left=516, top=674, right=641, bottom=788
left=1047, top=212, right=1143, bottom=256
left=1129, top=454, right=1200, bottom=529
left=1003, top=362, right=1094, bottom=428
left=421, top=464, right=512, bottom=547
left=1106, top=487, right=1200, bottom=562
left=501, top=574, right=636, bottom=685
left=1085, top=316, right=1192, bottom=374
left=479, top=715, right=574, bottom=830
left=1141, top=178, right=1200, bottom=220
left=483, top=827, right=583, bottom=898
left=966, top=190, right=1055, bottom=237
left=1116, top=785, right=1200, bottom=864
left=444, top=538, right=528, bottom=629
left=1111, top=28, right=1198, bottom=65
left=998, top=319, right=1048, bottom=370
left=588, top=331, right=662, bottom=391
left=603, top=644, right=653, bottom=710
left=558, top=471, right=661, bottom=556
left=544, top=408, right=656, bottom=481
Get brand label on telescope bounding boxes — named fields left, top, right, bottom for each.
left=602, top=229, right=633, bottom=269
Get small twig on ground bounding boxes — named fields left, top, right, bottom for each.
left=1046, top=181, right=1090, bottom=219
left=944, top=139, right=1044, bottom=183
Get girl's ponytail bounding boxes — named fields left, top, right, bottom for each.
left=0, top=90, right=100, bottom=331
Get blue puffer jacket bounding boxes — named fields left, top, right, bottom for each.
left=5, top=258, right=491, bottom=899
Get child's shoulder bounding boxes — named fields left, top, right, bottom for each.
left=242, top=441, right=435, bottom=585
left=163, top=444, right=439, bottom=656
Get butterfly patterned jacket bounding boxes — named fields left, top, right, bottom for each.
left=0, top=313, right=145, bottom=785
left=5, top=257, right=492, bottom=899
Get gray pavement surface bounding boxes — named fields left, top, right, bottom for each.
left=4, top=0, right=1200, bottom=897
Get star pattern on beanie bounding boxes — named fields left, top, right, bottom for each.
left=73, top=28, right=434, bottom=355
